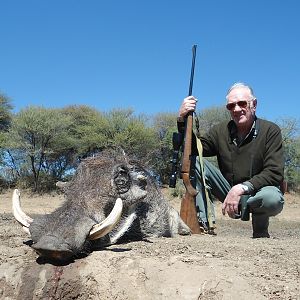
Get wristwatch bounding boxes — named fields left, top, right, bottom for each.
left=241, top=184, right=250, bottom=194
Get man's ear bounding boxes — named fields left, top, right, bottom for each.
left=251, top=99, right=257, bottom=109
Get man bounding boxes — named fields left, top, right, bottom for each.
left=177, top=82, right=285, bottom=238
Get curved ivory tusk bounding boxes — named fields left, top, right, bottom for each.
left=89, top=198, right=123, bottom=240
left=12, top=189, right=33, bottom=230
left=22, top=226, right=31, bottom=234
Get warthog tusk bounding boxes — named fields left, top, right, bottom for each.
left=89, top=198, right=123, bottom=240
left=22, top=226, right=30, bottom=234
left=12, top=189, right=33, bottom=234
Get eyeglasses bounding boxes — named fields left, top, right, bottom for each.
left=226, top=100, right=252, bottom=111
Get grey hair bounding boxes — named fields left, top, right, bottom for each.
left=226, top=82, right=256, bottom=100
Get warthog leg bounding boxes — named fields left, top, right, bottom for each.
left=12, top=189, right=33, bottom=234
left=88, top=198, right=123, bottom=240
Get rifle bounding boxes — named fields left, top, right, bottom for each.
left=169, top=45, right=202, bottom=234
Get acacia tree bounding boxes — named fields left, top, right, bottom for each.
left=61, top=105, right=109, bottom=159
left=151, top=112, right=178, bottom=183
left=0, top=93, right=13, bottom=131
left=62, top=107, right=157, bottom=161
left=5, top=106, right=73, bottom=191
left=0, top=93, right=13, bottom=188
left=101, top=108, right=157, bottom=161
left=276, top=117, right=300, bottom=191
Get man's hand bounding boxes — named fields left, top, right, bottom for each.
left=178, top=96, right=198, bottom=118
left=222, top=184, right=245, bottom=218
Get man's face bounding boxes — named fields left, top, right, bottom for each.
left=226, top=87, right=256, bottom=128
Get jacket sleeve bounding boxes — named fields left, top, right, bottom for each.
left=199, top=126, right=219, bottom=157
left=249, top=124, right=284, bottom=191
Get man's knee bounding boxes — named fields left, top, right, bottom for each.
left=263, top=196, right=284, bottom=216
left=249, top=186, right=284, bottom=216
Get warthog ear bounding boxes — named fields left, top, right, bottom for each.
left=88, top=198, right=123, bottom=240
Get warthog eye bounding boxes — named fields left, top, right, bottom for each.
left=113, top=166, right=131, bottom=193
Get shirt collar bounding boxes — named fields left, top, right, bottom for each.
left=228, top=117, right=257, bottom=146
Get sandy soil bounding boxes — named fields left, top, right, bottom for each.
left=0, top=189, right=299, bottom=300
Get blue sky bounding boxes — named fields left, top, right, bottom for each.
left=0, top=0, right=299, bottom=122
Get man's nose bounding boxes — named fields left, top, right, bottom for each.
left=233, top=103, right=242, bottom=112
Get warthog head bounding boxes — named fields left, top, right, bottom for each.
left=13, top=150, right=149, bottom=262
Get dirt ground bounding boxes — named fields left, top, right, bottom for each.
left=0, top=189, right=299, bottom=300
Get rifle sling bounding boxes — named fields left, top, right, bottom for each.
left=194, top=117, right=215, bottom=232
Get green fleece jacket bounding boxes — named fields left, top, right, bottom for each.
left=179, top=117, right=284, bottom=193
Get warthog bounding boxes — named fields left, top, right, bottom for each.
left=13, top=150, right=190, bottom=261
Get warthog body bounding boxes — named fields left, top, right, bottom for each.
left=14, top=150, right=190, bottom=261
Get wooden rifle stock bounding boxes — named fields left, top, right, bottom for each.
left=179, top=45, right=202, bottom=234
left=181, top=113, right=197, bottom=196
left=180, top=113, right=202, bottom=234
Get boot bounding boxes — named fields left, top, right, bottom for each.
left=252, top=214, right=270, bottom=238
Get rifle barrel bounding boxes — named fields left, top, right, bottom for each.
left=188, top=45, right=197, bottom=96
